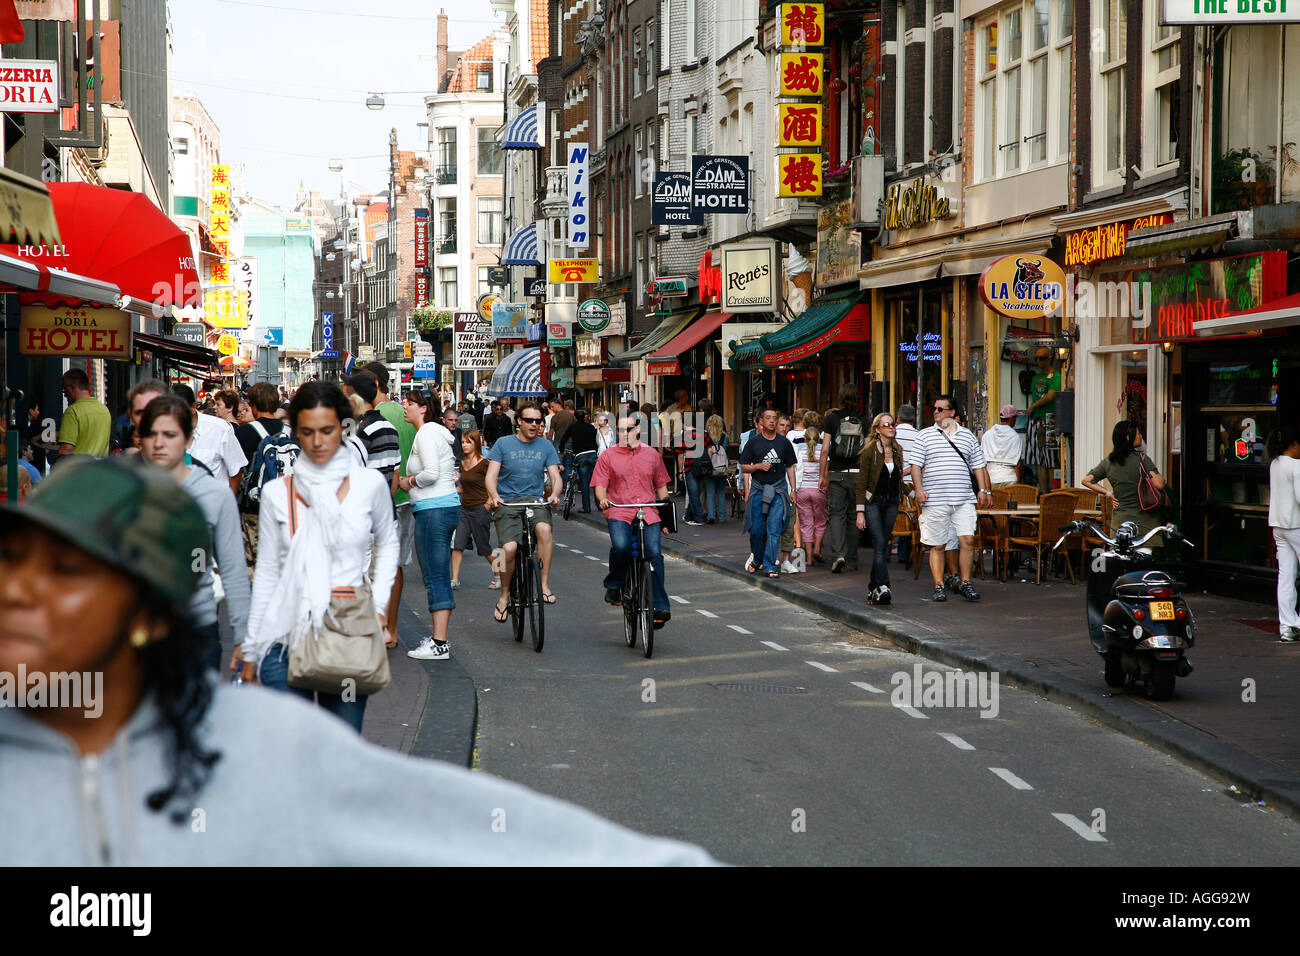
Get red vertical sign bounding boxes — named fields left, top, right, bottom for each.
left=414, top=209, right=429, bottom=268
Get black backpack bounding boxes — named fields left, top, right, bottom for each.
left=833, top=413, right=866, bottom=461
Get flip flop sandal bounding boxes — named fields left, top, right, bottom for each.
left=541, top=591, right=557, bottom=604
left=493, top=603, right=510, bottom=623
left=488, top=577, right=502, bottom=589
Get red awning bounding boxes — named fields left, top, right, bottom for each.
left=647, top=310, right=733, bottom=362
left=0, top=183, right=201, bottom=309
left=1193, top=291, right=1300, bottom=337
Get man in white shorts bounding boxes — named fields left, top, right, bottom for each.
left=908, top=394, right=993, bottom=603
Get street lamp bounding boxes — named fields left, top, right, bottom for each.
left=366, top=93, right=386, bottom=111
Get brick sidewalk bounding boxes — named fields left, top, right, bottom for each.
left=596, top=503, right=1300, bottom=781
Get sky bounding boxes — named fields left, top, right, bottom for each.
left=169, top=0, right=506, bottom=207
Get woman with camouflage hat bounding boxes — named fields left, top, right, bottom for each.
left=136, top=395, right=250, bottom=672
left=0, top=455, right=717, bottom=864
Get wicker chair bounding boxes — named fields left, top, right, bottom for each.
left=899, top=494, right=927, bottom=579
left=1004, top=483, right=1041, bottom=506
left=976, top=488, right=1011, bottom=580
left=891, top=501, right=919, bottom=573
left=726, top=463, right=745, bottom=519
left=1003, top=491, right=1078, bottom=585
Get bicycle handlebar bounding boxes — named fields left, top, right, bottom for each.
left=1052, top=520, right=1194, bottom=553
left=497, top=499, right=550, bottom=507
left=606, top=501, right=664, bottom=508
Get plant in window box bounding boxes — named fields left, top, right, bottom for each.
left=1211, top=147, right=1274, bottom=214
left=412, top=307, right=453, bottom=331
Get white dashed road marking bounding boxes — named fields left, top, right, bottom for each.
left=585, top=555, right=599, bottom=561
left=570, top=549, right=583, bottom=555
left=696, top=609, right=718, bottom=618
left=727, top=625, right=753, bottom=634
left=670, top=595, right=691, bottom=604
left=1052, top=813, right=1108, bottom=843
left=851, top=681, right=885, bottom=694
left=893, top=704, right=929, bottom=719
left=937, top=732, right=974, bottom=751
left=990, top=768, right=1034, bottom=791
left=805, top=661, right=838, bottom=673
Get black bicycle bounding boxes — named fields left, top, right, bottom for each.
left=561, top=450, right=596, bottom=520
left=609, top=501, right=661, bottom=658
left=498, top=499, right=548, bottom=652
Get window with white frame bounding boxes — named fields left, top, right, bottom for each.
left=646, top=122, right=656, bottom=185
left=686, top=111, right=698, bottom=157
left=974, top=0, right=1073, bottom=182
left=635, top=126, right=645, bottom=197
left=660, top=0, right=671, bottom=71
left=660, top=114, right=670, bottom=165
left=635, top=232, right=645, bottom=305
left=647, top=20, right=656, bottom=90
left=476, top=196, right=503, bottom=245
left=438, top=268, right=457, bottom=309
left=633, top=28, right=643, bottom=97
left=1145, top=0, right=1180, bottom=170
left=478, top=266, right=497, bottom=294
left=1092, top=0, right=1126, bottom=185
left=686, top=0, right=698, bottom=61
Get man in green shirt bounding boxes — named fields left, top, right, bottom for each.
left=1025, top=348, right=1061, bottom=493
left=56, top=368, right=111, bottom=459
left=364, top=362, right=417, bottom=647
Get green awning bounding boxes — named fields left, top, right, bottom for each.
left=608, top=308, right=702, bottom=364
left=728, top=290, right=867, bottom=371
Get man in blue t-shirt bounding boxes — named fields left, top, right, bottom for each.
left=738, top=408, right=798, bottom=576
left=485, top=401, right=564, bottom=619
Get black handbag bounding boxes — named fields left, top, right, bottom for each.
left=657, top=498, right=679, bottom=534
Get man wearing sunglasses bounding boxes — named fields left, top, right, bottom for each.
left=592, top=414, right=672, bottom=628
left=485, top=401, right=563, bottom=620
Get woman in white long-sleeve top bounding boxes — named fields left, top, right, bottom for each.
left=241, top=381, right=398, bottom=732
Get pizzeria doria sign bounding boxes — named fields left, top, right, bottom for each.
left=0, top=60, right=60, bottom=114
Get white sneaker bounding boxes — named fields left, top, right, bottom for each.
left=407, top=638, right=450, bottom=660
left=780, top=560, right=802, bottom=574
left=745, top=554, right=757, bottom=573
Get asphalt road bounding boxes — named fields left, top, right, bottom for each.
left=422, top=518, right=1300, bottom=866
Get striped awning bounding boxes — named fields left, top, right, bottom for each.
left=489, top=347, right=547, bottom=396
left=502, top=222, right=543, bottom=265
left=503, top=104, right=544, bottom=150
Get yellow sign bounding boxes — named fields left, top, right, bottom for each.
left=779, top=3, right=824, bottom=47
left=978, top=255, right=1068, bottom=320
left=18, top=305, right=131, bottom=360
left=549, top=258, right=599, bottom=284
left=477, top=292, right=502, bottom=322
left=778, top=52, right=823, bottom=96
left=210, top=188, right=232, bottom=213
left=777, top=103, right=823, bottom=147
left=776, top=153, right=823, bottom=198
left=210, top=165, right=231, bottom=189
left=216, top=333, right=239, bottom=356
left=205, top=289, right=249, bottom=328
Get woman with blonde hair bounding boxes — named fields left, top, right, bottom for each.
left=703, top=414, right=729, bottom=524
left=794, top=410, right=827, bottom=564
left=451, top=429, right=499, bottom=591
left=853, top=412, right=904, bottom=605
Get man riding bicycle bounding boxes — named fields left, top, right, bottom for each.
left=559, top=408, right=600, bottom=513
left=485, top=401, right=563, bottom=622
left=592, top=413, right=672, bottom=628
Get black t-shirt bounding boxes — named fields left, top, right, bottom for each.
left=235, top=417, right=285, bottom=464
left=562, top=420, right=599, bottom=455
left=822, top=407, right=865, bottom=471
left=738, top=433, right=797, bottom=486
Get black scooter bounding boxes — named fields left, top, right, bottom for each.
left=1053, top=520, right=1196, bottom=701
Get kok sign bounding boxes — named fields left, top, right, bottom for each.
left=568, top=144, right=590, bottom=250
left=578, top=298, right=611, bottom=333
left=777, top=154, right=823, bottom=197
left=19, top=306, right=132, bottom=359
left=780, top=4, right=825, bottom=46
left=720, top=241, right=781, bottom=314
left=549, top=258, right=599, bottom=284
left=0, top=60, right=60, bottom=114
left=979, top=255, right=1068, bottom=319
left=1162, top=0, right=1300, bottom=20
left=777, top=104, right=823, bottom=147
left=779, top=53, right=824, bottom=96
left=320, top=311, right=338, bottom=359
left=691, top=156, right=750, bottom=213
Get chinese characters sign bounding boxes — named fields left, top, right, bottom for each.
left=780, top=4, right=824, bottom=45
left=779, top=53, right=823, bottom=96
left=209, top=164, right=232, bottom=285
left=777, top=104, right=823, bottom=147
left=777, top=154, right=822, bottom=197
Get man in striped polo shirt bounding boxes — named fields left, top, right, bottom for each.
left=907, top=394, right=993, bottom=603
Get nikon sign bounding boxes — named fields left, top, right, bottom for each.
left=720, top=240, right=781, bottom=314
left=883, top=174, right=954, bottom=231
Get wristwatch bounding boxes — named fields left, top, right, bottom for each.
left=978, top=488, right=992, bottom=497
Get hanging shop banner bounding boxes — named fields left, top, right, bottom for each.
left=414, top=209, right=429, bottom=268
left=414, top=355, right=437, bottom=379
left=1063, top=213, right=1174, bottom=267
left=205, top=289, right=249, bottom=329
left=320, top=311, right=338, bottom=359
left=778, top=52, right=824, bottom=96
left=547, top=321, right=573, bottom=348
left=777, top=104, right=823, bottom=147
left=236, top=256, right=258, bottom=330
left=415, top=270, right=430, bottom=307
left=172, top=323, right=206, bottom=346
left=650, top=276, right=688, bottom=297
left=858, top=18, right=881, bottom=156
left=568, top=143, right=590, bottom=250
left=491, top=301, right=529, bottom=342
left=549, top=258, right=599, bottom=283
left=979, top=255, right=1068, bottom=319
left=598, top=299, right=627, bottom=338
left=777, top=153, right=823, bottom=198
left=477, top=292, right=502, bottom=324
left=815, top=196, right=862, bottom=288
left=576, top=336, right=607, bottom=367
left=1162, top=0, right=1300, bottom=22
left=652, top=171, right=702, bottom=226
left=0, top=60, right=59, bottom=113
left=720, top=240, right=782, bottom=314
left=15, top=2, right=77, bottom=19
left=525, top=277, right=548, bottom=297
left=691, top=156, right=750, bottom=213
left=1132, top=250, right=1286, bottom=343
left=19, top=306, right=131, bottom=359
left=578, top=298, right=611, bottom=334
left=884, top=173, right=954, bottom=230
left=216, top=333, right=240, bottom=357
left=780, top=3, right=825, bottom=46
left=1000, top=326, right=1061, bottom=365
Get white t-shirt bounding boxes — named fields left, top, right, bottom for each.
left=981, top=423, right=1024, bottom=486
left=190, top=413, right=249, bottom=480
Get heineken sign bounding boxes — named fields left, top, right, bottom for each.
left=577, top=298, right=611, bottom=333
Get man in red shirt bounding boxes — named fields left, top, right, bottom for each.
left=592, top=414, right=672, bottom=627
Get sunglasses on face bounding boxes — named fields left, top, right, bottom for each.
left=933, top=406, right=950, bottom=412
left=880, top=423, right=896, bottom=428
left=519, top=417, right=543, bottom=424
left=618, top=426, right=639, bottom=433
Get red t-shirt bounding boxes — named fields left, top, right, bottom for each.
left=591, top=443, right=669, bottom=525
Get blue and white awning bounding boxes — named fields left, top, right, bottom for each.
left=501, top=222, right=543, bottom=265
left=503, top=104, right=543, bottom=150
left=489, top=346, right=546, bottom=397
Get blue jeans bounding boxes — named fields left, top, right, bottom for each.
left=260, top=643, right=367, bottom=733
left=414, top=504, right=459, bottom=612
left=604, top=519, right=669, bottom=612
left=706, top=476, right=727, bottom=522
left=747, top=490, right=789, bottom=574
left=197, top=621, right=222, bottom=672
left=685, top=469, right=705, bottom=522
left=573, top=452, right=596, bottom=511
left=863, top=499, right=900, bottom=590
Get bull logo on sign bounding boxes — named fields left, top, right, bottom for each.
left=1013, top=257, right=1045, bottom=286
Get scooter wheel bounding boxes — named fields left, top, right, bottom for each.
left=1103, top=651, right=1126, bottom=688
left=1148, top=660, right=1177, bottom=701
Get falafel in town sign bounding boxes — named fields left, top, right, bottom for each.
left=979, top=255, right=1067, bottom=319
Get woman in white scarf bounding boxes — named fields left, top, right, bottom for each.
left=241, top=382, right=399, bottom=732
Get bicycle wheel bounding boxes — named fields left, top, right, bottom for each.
left=622, top=567, right=638, bottom=648
left=511, top=563, right=525, bottom=643
left=527, top=555, right=545, bottom=652
left=563, top=478, right=575, bottom=521
left=638, top=559, right=654, bottom=658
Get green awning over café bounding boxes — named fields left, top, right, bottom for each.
left=728, top=289, right=869, bottom=371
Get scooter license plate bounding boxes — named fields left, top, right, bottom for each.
left=1149, top=601, right=1175, bottom=621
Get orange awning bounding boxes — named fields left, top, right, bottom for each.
left=647, top=310, right=733, bottom=362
